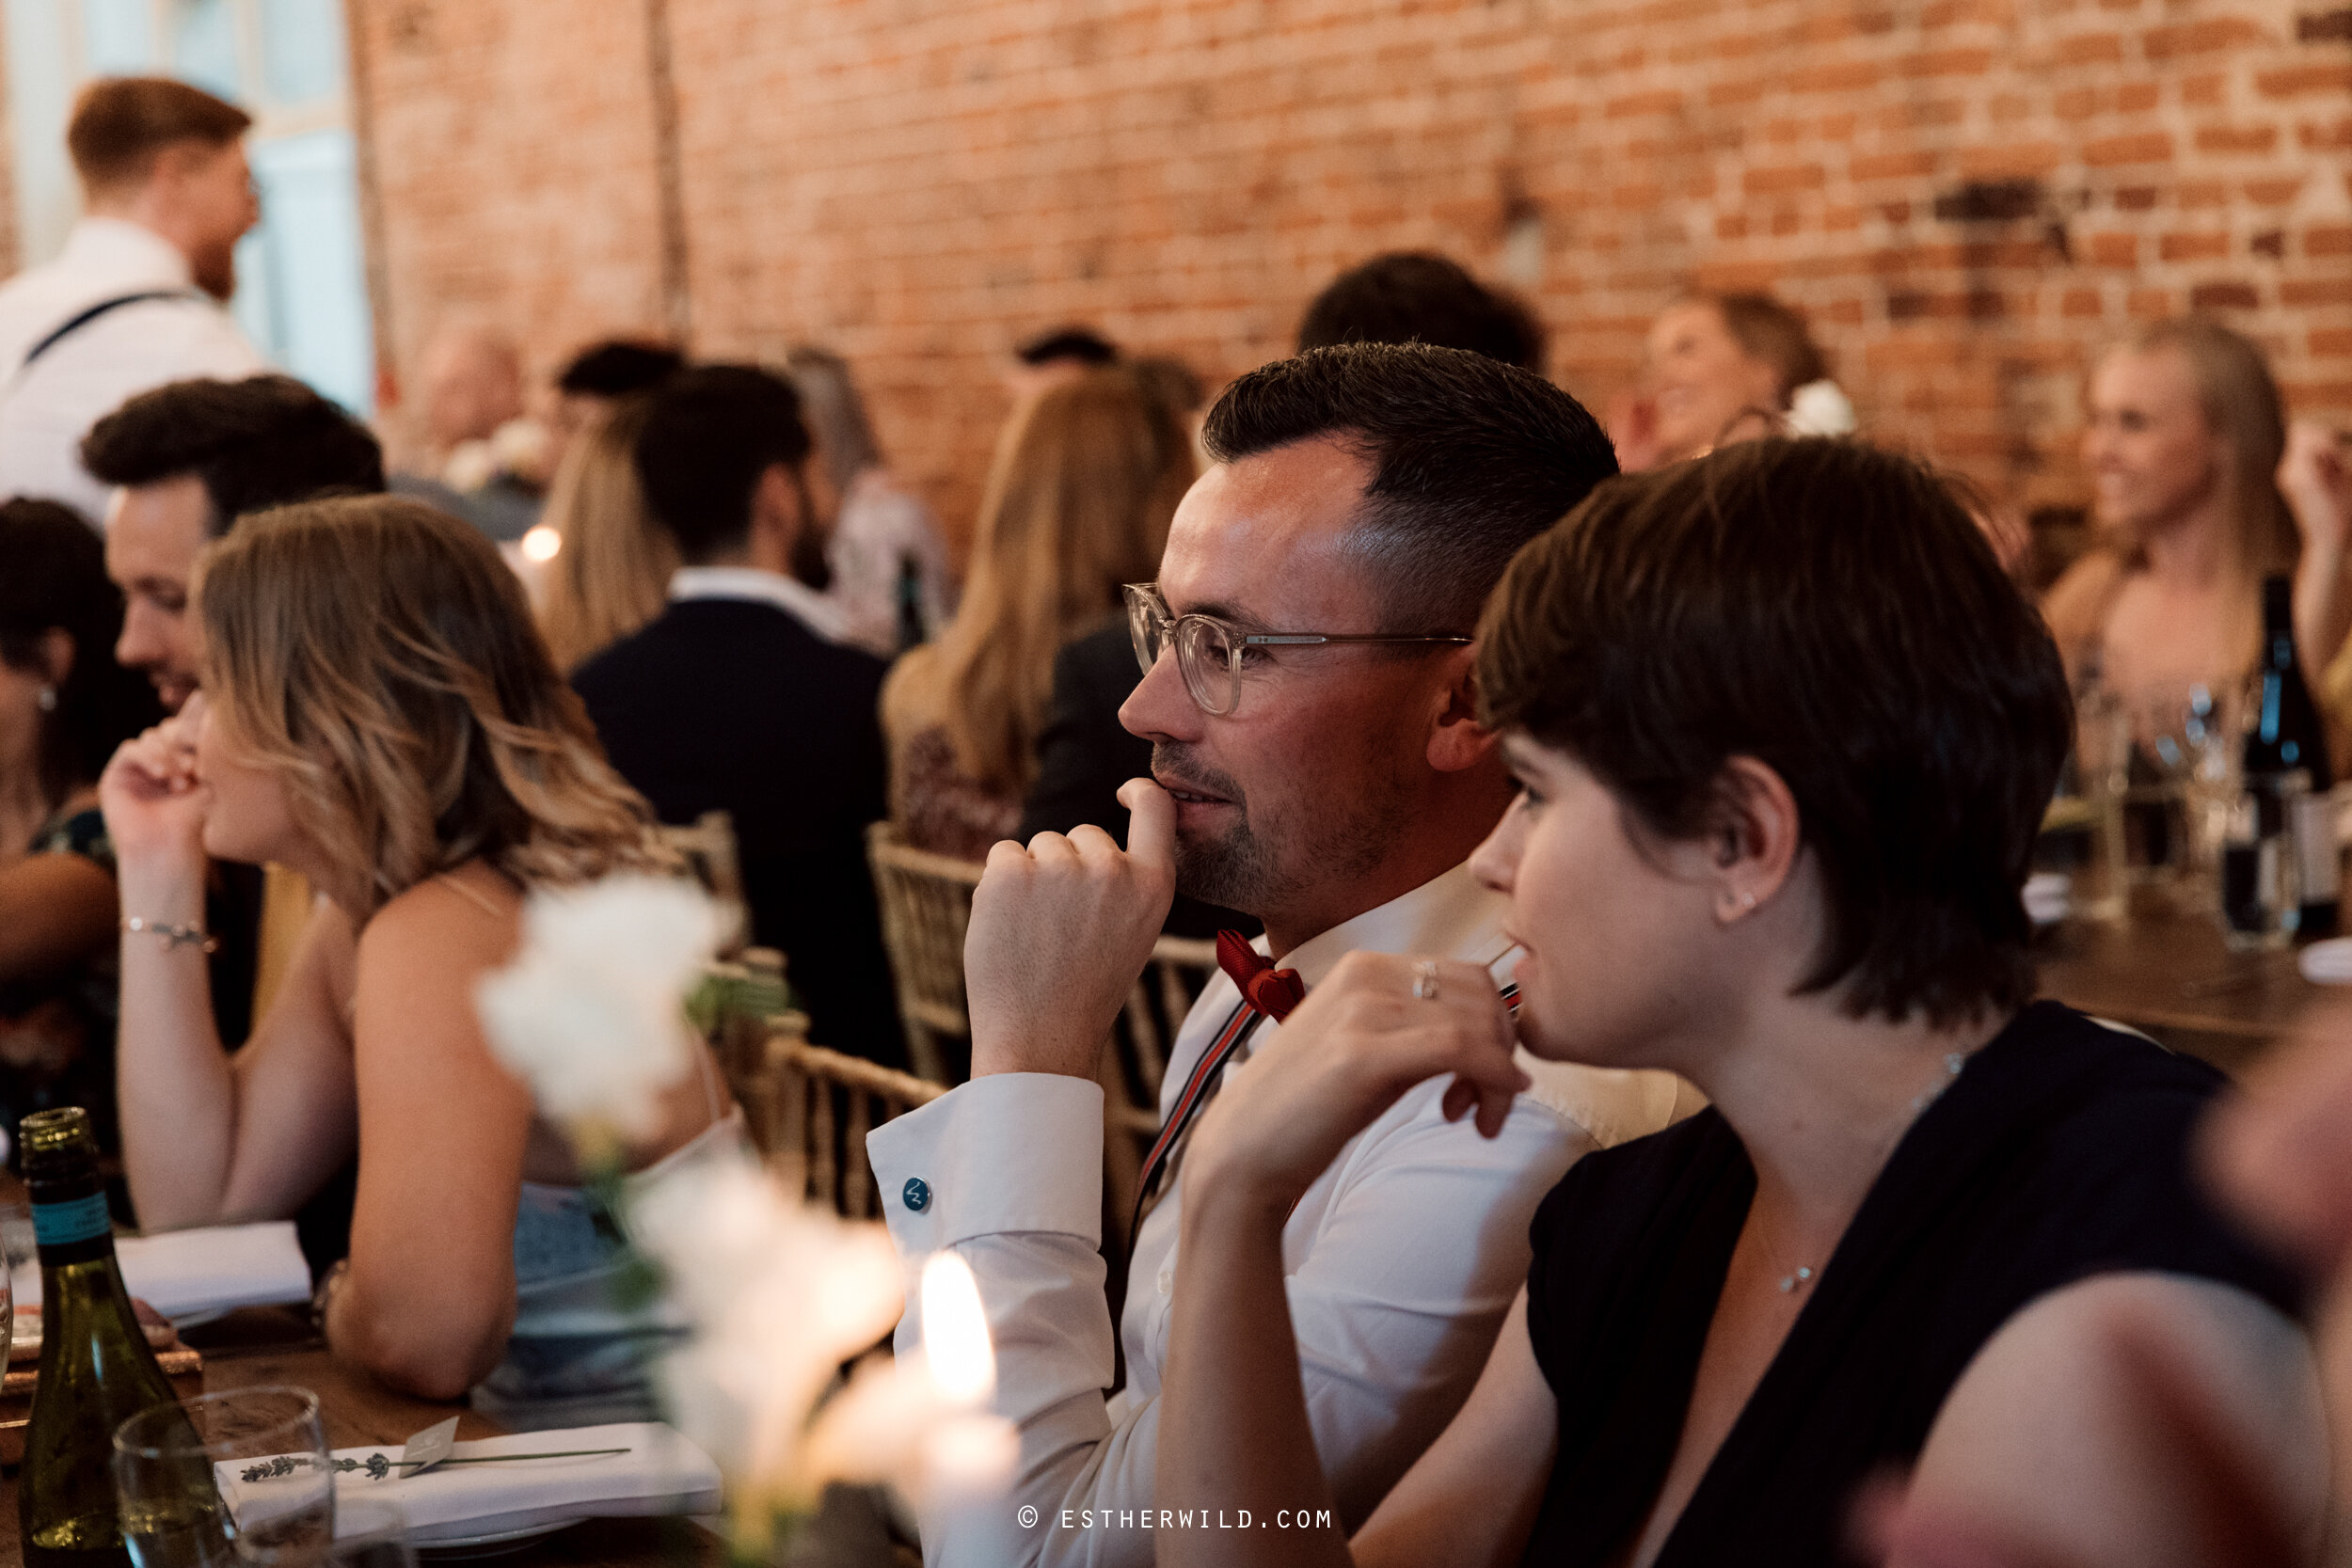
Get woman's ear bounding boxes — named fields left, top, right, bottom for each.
left=1708, top=755, right=1800, bottom=922
left=38, top=627, right=74, bottom=689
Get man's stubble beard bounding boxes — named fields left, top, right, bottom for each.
left=1158, top=739, right=1421, bottom=925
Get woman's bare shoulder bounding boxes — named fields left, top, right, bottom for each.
left=358, top=863, right=521, bottom=971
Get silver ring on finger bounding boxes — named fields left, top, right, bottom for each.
left=1412, top=960, right=1440, bottom=1001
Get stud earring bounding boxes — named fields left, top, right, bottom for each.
left=1740, top=891, right=1756, bottom=910
left=36, top=686, right=56, bottom=712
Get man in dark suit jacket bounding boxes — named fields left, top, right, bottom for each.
left=573, top=365, right=906, bottom=1069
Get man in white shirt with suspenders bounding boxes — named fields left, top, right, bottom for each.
left=0, top=77, right=262, bottom=524
left=870, top=343, right=1693, bottom=1566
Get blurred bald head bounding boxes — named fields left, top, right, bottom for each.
left=418, top=322, right=525, bottom=454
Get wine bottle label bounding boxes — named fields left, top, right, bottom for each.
left=2293, top=793, right=2343, bottom=900
left=30, top=1193, right=111, bottom=1247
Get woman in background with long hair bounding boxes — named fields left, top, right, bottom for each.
left=534, top=396, right=675, bottom=672
left=2044, top=317, right=2352, bottom=749
left=882, top=366, right=1193, bottom=859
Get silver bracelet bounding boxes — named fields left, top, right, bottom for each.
left=122, top=915, right=219, bottom=954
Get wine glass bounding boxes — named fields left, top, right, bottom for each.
left=115, top=1386, right=332, bottom=1568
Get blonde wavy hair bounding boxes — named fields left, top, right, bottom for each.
left=536, top=396, right=676, bottom=671
left=883, top=368, right=1193, bottom=794
left=2095, top=316, right=2296, bottom=669
left=197, top=495, right=670, bottom=917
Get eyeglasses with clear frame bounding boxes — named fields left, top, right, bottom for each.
left=1123, top=582, right=1471, bottom=717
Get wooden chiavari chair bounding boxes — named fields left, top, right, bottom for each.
left=865, top=822, right=981, bottom=1085
left=750, top=1009, right=946, bottom=1218
left=657, top=809, right=752, bottom=957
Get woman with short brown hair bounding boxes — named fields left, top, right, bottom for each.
left=102, top=495, right=736, bottom=1414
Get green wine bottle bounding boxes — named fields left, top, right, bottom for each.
left=19, top=1108, right=182, bottom=1568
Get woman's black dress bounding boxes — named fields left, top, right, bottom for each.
left=1519, top=1001, right=2301, bottom=1567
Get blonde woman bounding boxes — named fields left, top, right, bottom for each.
left=2045, top=318, right=2352, bottom=746
left=882, top=367, right=1192, bottom=859
left=100, top=496, right=739, bottom=1415
left=535, top=395, right=676, bottom=672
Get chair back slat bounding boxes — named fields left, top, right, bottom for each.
left=866, top=822, right=985, bottom=1084
left=658, top=810, right=751, bottom=956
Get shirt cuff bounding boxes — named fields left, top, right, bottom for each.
left=866, top=1071, right=1105, bottom=1253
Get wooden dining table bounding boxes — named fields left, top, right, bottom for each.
left=2033, top=901, right=2333, bottom=1075
left=0, top=1306, right=728, bottom=1568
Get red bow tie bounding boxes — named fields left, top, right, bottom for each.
left=1216, top=928, right=1305, bottom=1022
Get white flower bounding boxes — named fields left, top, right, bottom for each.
left=474, top=874, right=723, bottom=1143
left=1786, top=378, right=1857, bottom=436
left=628, top=1157, right=905, bottom=1493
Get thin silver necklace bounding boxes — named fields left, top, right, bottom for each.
left=1769, top=1049, right=1970, bottom=1294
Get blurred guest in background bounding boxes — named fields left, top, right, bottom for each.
left=1296, top=250, right=1546, bottom=372
left=1607, top=292, right=1846, bottom=472
left=2281, top=420, right=2352, bottom=723
left=787, top=344, right=954, bottom=658
left=574, top=366, right=905, bottom=1069
left=2043, top=319, right=2351, bottom=742
left=546, top=339, right=683, bottom=475
left=1006, top=324, right=1120, bottom=404
left=0, top=78, right=262, bottom=523
left=103, top=496, right=739, bottom=1417
left=0, top=500, right=160, bottom=1156
left=390, top=321, right=543, bottom=543
left=534, top=396, right=672, bottom=673
left=884, top=367, right=1190, bottom=861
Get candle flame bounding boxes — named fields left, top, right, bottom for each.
left=920, top=1252, right=995, bottom=1406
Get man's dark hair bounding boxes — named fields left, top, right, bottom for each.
left=633, top=364, right=811, bottom=563
left=1477, top=437, right=2073, bottom=1026
left=557, top=341, right=685, bottom=398
left=68, top=77, right=250, bottom=190
left=0, top=499, right=161, bottom=800
left=1015, top=325, right=1119, bottom=368
left=81, top=374, right=385, bottom=537
left=1201, top=342, right=1616, bottom=631
left=1296, top=252, right=1546, bottom=372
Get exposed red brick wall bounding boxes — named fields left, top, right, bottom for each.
left=354, top=0, right=2352, bottom=539
left=351, top=0, right=672, bottom=464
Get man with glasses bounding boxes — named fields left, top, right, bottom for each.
left=868, top=343, right=1688, bottom=1566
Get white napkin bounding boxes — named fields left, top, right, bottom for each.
left=329, top=1423, right=720, bottom=1542
left=12, top=1221, right=311, bottom=1320
left=2299, top=937, right=2352, bottom=984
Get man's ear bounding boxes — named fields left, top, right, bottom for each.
left=1426, top=646, right=1500, bottom=773
left=746, top=464, right=805, bottom=564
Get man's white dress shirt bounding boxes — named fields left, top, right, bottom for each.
left=0, top=217, right=262, bottom=523
left=867, top=862, right=1688, bottom=1567
left=668, top=563, right=851, bottom=644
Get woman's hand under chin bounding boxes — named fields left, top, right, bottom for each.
left=99, top=695, right=214, bottom=884
left=1182, top=950, right=1532, bottom=1221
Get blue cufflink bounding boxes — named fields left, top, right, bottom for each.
left=902, top=1177, right=931, bottom=1212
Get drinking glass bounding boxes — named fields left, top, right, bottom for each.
left=114, top=1387, right=332, bottom=1568
left=321, top=1496, right=415, bottom=1568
